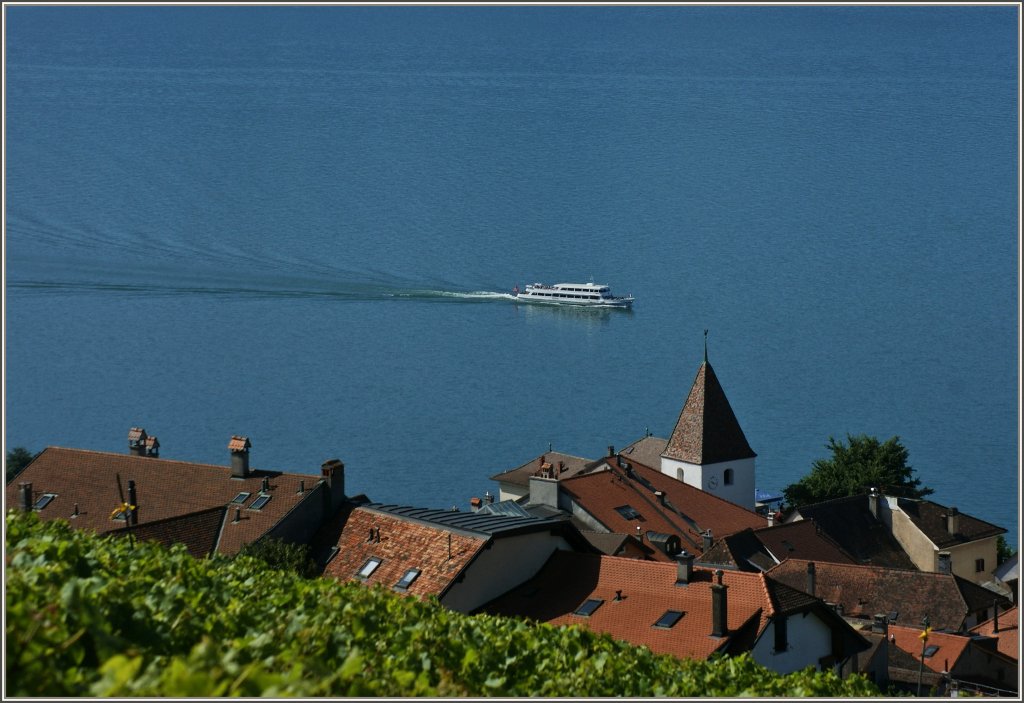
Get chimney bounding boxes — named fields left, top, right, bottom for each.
left=607, top=445, right=615, bottom=458
left=614, top=590, right=623, bottom=601
left=470, top=497, right=482, bottom=512
left=18, top=482, right=32, bottom=512
left=711, top=570, right=728, bottom=637
left=145, top=435, right=160, bottom=457
left=655, top=490, right=666, bottom=506
left=937, top=551, right=952, bottom=574
left=945, top=507, right=960, bottom=536
left=702, top=529, right=713, bottom=552
left=319, top=459, right=346, bottom=512
left=675, top=550, right=695, bottom=585
left=807, top=561, right=816, bottom=597
left=993, top=602, right=1000, bottom=633
left=127, top=480, right=138, bottom=525
left=128, top=427, right=148, bottom=457
left=261, top=476, right=270, bottom=492
left=233, top=507, right=241, bottom=523
left=766, top=511, right=775, bottom=527
left=872, top=613, right=888, bottom=635
left=484, top=491, right=494, bottom=505
left=868, top=486, right=880, bottom=519
left=229, top=436, right=252, bottom=478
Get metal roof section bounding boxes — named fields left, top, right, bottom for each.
left=363, top=503, right=563, bottom=537
left=476, top=500, right=533, bottom=519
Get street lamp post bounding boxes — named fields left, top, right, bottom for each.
left=917, top=615, right=932, bottom=697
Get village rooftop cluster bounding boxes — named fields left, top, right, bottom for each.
left=6, top=352, right=1019, bottom=696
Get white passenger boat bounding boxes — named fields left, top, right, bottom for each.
left=512, top=282, right=634, bottom=308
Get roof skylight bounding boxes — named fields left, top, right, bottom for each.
left=230, top=492, right=251, bottom=505
left=33, top=493, right=57, bottom=511
left=248, top=493, right=271, bottom=511
left=358, top=557, right=382, bottom=579
left=614, top=505, right=642, bottom=521
left=654, top=610, right=684, bottom=629
left=574, top=599, right=604, bottom=617
left=923, top=645, right=939, bottom=658
left=394, top=568, right=421, bottom=590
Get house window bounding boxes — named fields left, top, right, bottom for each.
left=724, top=469, right=734, bottom=486
left=774, top=615, right=788, bottom=653
left=230, top=492, right=251, bottom=505
left=394, top=568, right=421, bottom=591
left=33, top=493, right=57, bottom=511
left=358, top=557, right=382, bottom=579
left=975, top=558, right=985, bottom=573
left=574, top=599, right=604, bottom=617
left=922, top=645, right=939, bottom=658
left=614, top=505, right=642, bottom=521
left=654, top=610, right=684, bottom=629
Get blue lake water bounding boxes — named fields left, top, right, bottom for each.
left=4, top=6, right=1020, bottom=546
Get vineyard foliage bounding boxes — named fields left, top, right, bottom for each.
left=5, top=512, right=881, bottom=697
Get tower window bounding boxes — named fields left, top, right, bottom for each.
left=724, top=469, right=734, bottom=486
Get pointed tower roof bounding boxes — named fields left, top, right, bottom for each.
left=662, top=361, right=756, bottom=465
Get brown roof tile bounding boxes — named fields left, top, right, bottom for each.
left=110, top=506, right=226, bottom=559
left=6, top=446, right=317, bottom=556
left=561, top=461, right=765, bottom=558
left=970, top=606, right=1018, bottom=660
left=895, top=498, right=1006, bottom=549
left=319, top=505, right=487, bottom=599
left=789, top=495, right=918, bottom=569
left=228, top=436, right=252, bottom=451
left=888, top=624, right=972, bottom=673
left=767, top=559, right=1011, bottom=632
left=662, top=362, right=756, bottom=465
left=482, top=551, right=775, bottom=661
left=489, top=450, right=596, bottom=488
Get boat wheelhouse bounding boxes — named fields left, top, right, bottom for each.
left=513, top=282, right=634, bottom=308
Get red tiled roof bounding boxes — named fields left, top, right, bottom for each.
left=228, top=436, right=251, bottom=451
left=767, top=559, right=1010, bottom=632
left=127, top=427, right=147, bottom=442
left=753, top=520, right=858, bottom=565
left=888, top=624, right=971, bottom=673
left=319, top=505, right=487, bottom=599
left=970, top=606, right=1019, bottom=660
left=112, top=506, right=226, bottom=559
left=662, top=362, right=756, bottom=465
left=483, top=550, right=783, bottom=661
left=561, top=461, right=764, bottom=559
left=6, top=446, right=318, bottom=556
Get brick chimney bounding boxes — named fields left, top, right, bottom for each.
left=229, top=436, right=252, bottom=478
left=711, top=569, right=728, bottom=637
left=807, top=561, right=816, bottom=597
left=675, top=550, right=695, bottom=585
left=945, top=507, right=960, bottom=536
left=128, top=427, right=148, bottom=457
left=937, top=551, right=952, bottom=574
left=18, top=482, right=32, bottom=512
left=127, top=479, right=138, bottom=525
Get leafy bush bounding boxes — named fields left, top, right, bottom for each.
left=5, top=511, right=881, bottom=697
left=236, top=536, right=317, bottom=577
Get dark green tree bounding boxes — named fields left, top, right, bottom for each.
left=6, top=447, right=35, bottom=484
left=236, top=536, right=318, bottom=577
left=783, top=434, right=933, bottom=507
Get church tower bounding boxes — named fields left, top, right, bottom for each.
left=660, top=333, right=757, bottom=510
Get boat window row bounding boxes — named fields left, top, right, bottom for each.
left=529, top=292, right=601, bottom=300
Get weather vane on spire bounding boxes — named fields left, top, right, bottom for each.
left=704, top=329, right=709, bottom=363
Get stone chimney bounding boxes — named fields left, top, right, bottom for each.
left=675, top=550, right=695, bottom=585
left=868, top=487, right=880, bottom=519
left=711, top=569, right=728, bottom=637
left=128, top=427, right=148, bottom=457
left=937, top=550, right=952, bottom=574
left=229, top=436, right=252, bottom=478
left=945, top=507, right=960, bottom=536
left=807, top=561, right=816, bottom=597
left=702, top=529, right=713, bottom=552
left=18, top=482, right=32, bottom=512
left=127, top=479, right=138, bottom=525
left=528, top=474, right=559, bottom=509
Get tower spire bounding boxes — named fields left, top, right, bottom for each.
left=704, top=329, right=708, bottom=363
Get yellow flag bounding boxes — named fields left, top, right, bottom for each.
left=919, top=626, right=932, bottom=641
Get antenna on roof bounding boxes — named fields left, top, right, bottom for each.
left=703, top=329, right=709, bottom=363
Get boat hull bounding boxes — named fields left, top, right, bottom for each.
left=514, top=294, right=633, bottom=308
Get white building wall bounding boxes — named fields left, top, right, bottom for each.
left=440, top=533, right=571, bottom=613
left=496, top=483, right=528, bottom=503
left=751, top=611, right=834, bottom=675
left=660, top=456, right=756, bottom=510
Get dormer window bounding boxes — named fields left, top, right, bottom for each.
left=33, top=493, right=57, bottom=511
